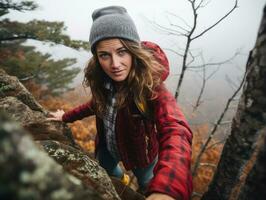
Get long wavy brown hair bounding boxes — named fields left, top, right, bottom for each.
left=83, top=39, right=165, bottom=117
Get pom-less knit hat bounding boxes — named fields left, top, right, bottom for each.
left=89, top=6, right=140, bottom=53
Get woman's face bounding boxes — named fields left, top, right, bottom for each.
left=96, top=38, right=133, bottom=83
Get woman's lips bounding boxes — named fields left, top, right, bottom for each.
left=112, top=70, right=124, bottom=76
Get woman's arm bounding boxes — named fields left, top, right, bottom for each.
left=62, top=101, right=94, bottom=122
left=147, top=84, right=193, bottom=200
left=48, top=101, right=94, bottom=123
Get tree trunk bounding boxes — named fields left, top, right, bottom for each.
left=201, top=5, right=266, bottom=200
left=237, top=132, right=266, bottom=200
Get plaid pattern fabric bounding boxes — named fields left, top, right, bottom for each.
left=62, top=86, right=193, bottom=200
left=102, top=83, right=120, bottom=160
left=146, top=84, right=193, bottom=200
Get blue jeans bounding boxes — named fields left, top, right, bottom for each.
left=96, top=145, right=158, bottom=191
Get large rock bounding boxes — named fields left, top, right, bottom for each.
left=41, top=140, right=120, bottom=200
left=0, top=96, right=77, bottom=147
left=0, top=68, right=44, bottom=113
left=0, top=112, right=103, bottom=200
left=41, top=140, right=145, bottom=200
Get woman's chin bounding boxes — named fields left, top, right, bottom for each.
left=111, top=76, right=127, bottom=82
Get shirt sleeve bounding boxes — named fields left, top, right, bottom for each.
left=147, top=84, right=193, bottom=200
left=62, top=101, right=94, bottom=123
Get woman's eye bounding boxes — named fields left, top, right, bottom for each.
left=99, top=54, right=109, bottom=59
left=118, top=50, right=127, bottom=56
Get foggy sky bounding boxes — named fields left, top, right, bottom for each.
left=5, top=0, right=266, bottom=120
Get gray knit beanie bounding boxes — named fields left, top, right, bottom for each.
left=89, top=6, right=140, bottom=53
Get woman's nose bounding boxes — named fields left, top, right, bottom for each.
left=111, top=54, right=120, bottom=68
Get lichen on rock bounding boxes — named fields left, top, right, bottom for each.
left=0, top=112, right=103, bottom=200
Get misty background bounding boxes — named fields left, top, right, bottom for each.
left=5, top=0, right=266, bottom=123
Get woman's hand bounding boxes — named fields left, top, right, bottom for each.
left=146, top=193, right=175, bottom=200
left=47, top=109, right=65, bottom=121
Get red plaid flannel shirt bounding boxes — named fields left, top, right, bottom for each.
left=62, top=84, right=193, bottom=199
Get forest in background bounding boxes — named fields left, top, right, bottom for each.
left=1, top=0, right=265, bottom=199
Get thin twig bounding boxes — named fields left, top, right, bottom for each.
left=19, top=74, right=35, bottom=81
left=164, top=48, right=184, bottom=57
left=170, top=23, right=190, bottom=33
left=225, top=74, right=239, bottom=90
left=192, top=63, right=248, bottom=176
left=187, top=50, right=196, bottom=66
left=199, top=162, right=217, bottom=169
left=206, top=138, right=227, bottom=150
left=206, top=66, right=220, bottom=80
left=195, top=0, right=206, bottom=10
left=193, top=55, right=206, bottom=111
left=165, top=11, right=192, bottom=29
left=165, top=14, right=190, bottom=33
left=191, top=0, right=238, bottom=41
left=197, top=0, right=211, bottom=9
left=151, top=20, right=187, bottom=36
left=188, top=51, right=240, bottom=69
left=192, top=53, right=221, bottom=111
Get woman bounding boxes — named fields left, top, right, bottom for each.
left=49, top=6, right=193, bottom=200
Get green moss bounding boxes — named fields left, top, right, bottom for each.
left=0, top=82, right=15, bottom=93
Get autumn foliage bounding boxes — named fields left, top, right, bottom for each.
left=191, top=124, right=223, bottom=199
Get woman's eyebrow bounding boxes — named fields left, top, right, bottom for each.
left=116, top=47, right=126, bottom=50
left=97, top=50, right=109, bottom=54
left=97, top=47, right=126, bottom=54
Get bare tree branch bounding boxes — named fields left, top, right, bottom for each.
left=150, top=0, right=239, bottom=101
left=174, top=0, right=198, bottom=99
left=164, top=48, right=184, bottom=57
left=165, top=11, right=192, bottom=29
left=206, top=67, right=220, bottom=80
left=192, top=53, right=221, bottom=111
left=206, top=138, right=226, bottom=150
left=19, top=74, right=35, bottom=82
left=191, top=0, right=238, bottom=41
left=199, top=162, right=217, bottom=168
left=188, top=50, right=240, bottom=69
left=215, top=120, right=232, bottom=126
left=170, top=23, right=190, bottom=34
left=225, top=74, right=239, bottom=91
left=196, top=0, right=211, bottom=9
left=192, top=63, right=247, bottom=176
left=193, top=58, right=206, bottom=111
left=149, top=20, right=187, bottom=36
left=165, top=15, right=190, bottom=33
left=187, top=50, right=197, bottom=66
left=195, top=0, right=206, bottom=10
